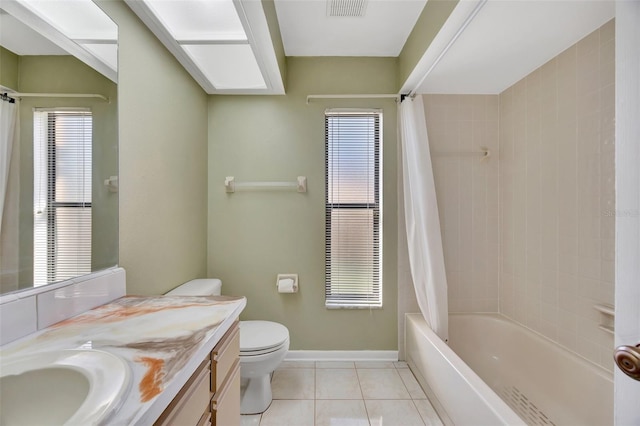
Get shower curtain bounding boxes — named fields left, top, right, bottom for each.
left=0, top=99, right=20, bottom=291
left=0, top=99, right=19, bottom=236
left=399, top=96, right=448, bottom=342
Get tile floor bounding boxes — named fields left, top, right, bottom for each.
left=241, top=361, right=443, bottom=426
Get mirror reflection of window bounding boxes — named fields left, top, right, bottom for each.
left=33, top=109, right=92, bottom=286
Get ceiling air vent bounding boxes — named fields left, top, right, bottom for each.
left=327, top=0, right=368, bottom=17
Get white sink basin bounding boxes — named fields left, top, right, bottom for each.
left=0, top=349, right=131, bottom=425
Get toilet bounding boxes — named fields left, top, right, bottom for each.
left=166, top=279, right=290, bottom=414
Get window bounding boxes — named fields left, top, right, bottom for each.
left=325, top=110, right=382, bottom=308
left=33, top=109, right=92, bottom=286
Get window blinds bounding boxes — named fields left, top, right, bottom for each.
left=33, top=110, right=92, bottom=286
left=325, top=111, right=382, bottom=308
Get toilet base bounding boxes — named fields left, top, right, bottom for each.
left=240, top=375, right=272, bottom=414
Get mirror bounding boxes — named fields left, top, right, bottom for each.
left=0, top=0, right=118, bottom=296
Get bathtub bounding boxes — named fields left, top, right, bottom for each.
left=405, top=313, right=613, bottom=426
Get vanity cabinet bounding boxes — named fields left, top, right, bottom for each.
left=155, top=321, right=240, bottom=426
left=211, top=322, right=241, bottom=426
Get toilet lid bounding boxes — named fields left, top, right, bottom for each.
left=240, top=321, right=289, bottom=352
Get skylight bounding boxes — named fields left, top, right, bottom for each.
left=20, top=0, right=117, bottom=40
left=125, top=0, right=283, bottom=94
left=184, top=44, right=266, bottom=89
left=146, top=0, right=246, bottom=41
left=2, top=0, right=118, bottom=82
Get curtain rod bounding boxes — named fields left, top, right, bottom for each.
left=306, top=94, right=400, bottom=104
left=9, top=92, right=109, bottom=102
left=400, top=93, right=415, bottom=102
left=1, top=93, right=16, bottom=103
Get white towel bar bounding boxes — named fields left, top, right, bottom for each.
left=225, top=176, right=307, bottom=193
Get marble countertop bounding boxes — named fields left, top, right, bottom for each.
left=0, top=295, right=246, bottom=425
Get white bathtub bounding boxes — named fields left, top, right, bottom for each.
left=405, top=313, right=613, bottom=426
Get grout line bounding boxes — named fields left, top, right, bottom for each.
left=361, top=380, right=372, bottom=426
left=311, top=365, right=317, bottom=400
left=410, top=398, right=429, bottom=426
left=354, top=364, right=365, bottom=400
left=254, top=363, right=440, bottom=426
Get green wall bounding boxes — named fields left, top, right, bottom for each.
left=99, top=0, right=209, bottom=295
left=3, top=54, right=118, bottom=288
left=0, top=47, right=19, bottom=89
left=208, top=57, right=399, bottom=350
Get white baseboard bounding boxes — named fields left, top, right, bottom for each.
left=285, top=350, right=398, bottom=362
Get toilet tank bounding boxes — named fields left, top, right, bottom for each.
left=165, top=279, right=222, bottom=296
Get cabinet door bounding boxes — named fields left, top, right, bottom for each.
left=211, top=322, right=240, bottom=393
left=155, top=360, right=211, bottom=426
left=212, top=360, right=241, bottom=426
left=197, top=411, right=211, bottom=426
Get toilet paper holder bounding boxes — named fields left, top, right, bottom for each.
left=276, top=274, right=298, bottom=293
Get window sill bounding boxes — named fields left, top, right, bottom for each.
left=325, top=305, right=383, bottom=310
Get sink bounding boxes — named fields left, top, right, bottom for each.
left=0, top=349, right=131, bottom=425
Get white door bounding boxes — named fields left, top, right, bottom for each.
left=614, top=2, right=640, bottom=424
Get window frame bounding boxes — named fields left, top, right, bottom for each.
left=33, top=108, right=93, bottom=286
left=324, top=109, right=383, bottom=309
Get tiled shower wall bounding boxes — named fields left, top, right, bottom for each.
left=500, top=20, right=615, bottom=372
left=423, top=95, right=501, bottom=313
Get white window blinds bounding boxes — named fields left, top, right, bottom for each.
left=33, top=109, right=92, bottom=286
left=325, top=110, right=382, bottom=308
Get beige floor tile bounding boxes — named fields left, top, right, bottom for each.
left=355, top=361, right=396, bottom=369
left=315, top=400, right=370, bottom=426
left=248, top=363, right=438, bottom=426
left=260, top=400, right=315, bottom=426
left=240, top=414, right=261, bottom=426
left=357, top=369, right=411, bottom=399
left=271, top=368, right=315, bottom=399
left=279, top=360, right=316, bottom=369
left=365, top=400, right=425, bottom=426
left=397, top=369, right=427, bottom=399
left=413, top=400, right=443, bottom=426
left=316, top=361, right=355, bottom=369
left=316, top=368, right=363, bottom=399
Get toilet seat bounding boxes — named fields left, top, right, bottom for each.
left=240, top=321, right=289, bottom=356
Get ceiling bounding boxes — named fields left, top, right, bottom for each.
left=417, top=0, right=615, bottom=94
left=274, top=0, right=427, bottom=57
left=1, top=0, right=616, bottom=95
